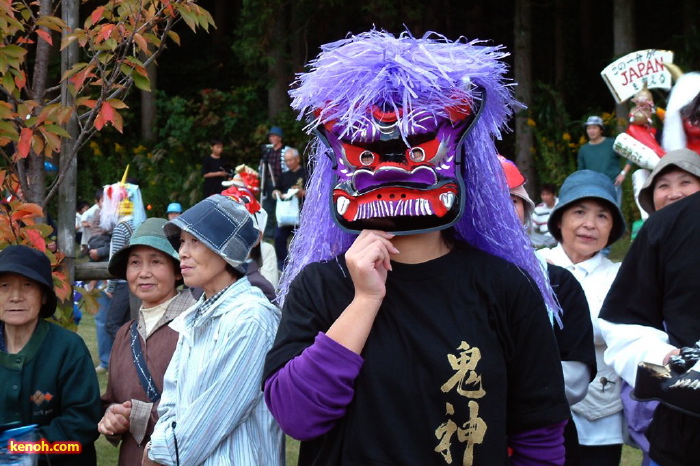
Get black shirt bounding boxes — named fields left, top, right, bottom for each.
left=275, top=167, right=308, bottom=193
left=265, top=245, right=569, bottom=465
left=548, top=263, right=596, bottom=380
left=600, top=191, right=700, bottom=466
left=201, top=155, right=229, bottom=198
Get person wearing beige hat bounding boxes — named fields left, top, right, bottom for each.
left=636, top=148, right=700, bottom=215
left=599, top=189, right=700, bottom=466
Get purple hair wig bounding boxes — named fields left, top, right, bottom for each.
left=278, top=30, right=560, bottom=323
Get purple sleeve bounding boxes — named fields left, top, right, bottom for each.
left=263, top=332, right=364, bottom=441
left=507, top=420, right=567, bottom=466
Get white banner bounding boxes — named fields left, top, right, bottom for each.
left=601, top=49, right=674, bottom=103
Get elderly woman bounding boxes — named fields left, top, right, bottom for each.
left=98, top=218, right=195, bottom=465
left=538, top=170, right=627, bottom=466
left=0, top=245, right=101, bottom=465
left=143, top=194, right=283, bottom=466
left=502, top=157, right=597, bottom=464
left=637, top=147, right=700, bottom=215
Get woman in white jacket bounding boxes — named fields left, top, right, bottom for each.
left=538, top=169, right=627, bottom=466
left=144, top=194, right=283, bottom=466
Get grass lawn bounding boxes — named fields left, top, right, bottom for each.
left=76, top=304, right=640, bottom=466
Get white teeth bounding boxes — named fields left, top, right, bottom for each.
left=336, top=197, right=350, bottom=215
left=440, top=192, right=455, bottom=209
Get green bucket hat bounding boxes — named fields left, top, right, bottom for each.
left=108, top=217, right=179, bottom=280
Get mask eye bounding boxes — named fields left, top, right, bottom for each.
left=409, top=147, right=425, bottom=163
left=359, top=151, right=375, bottom=166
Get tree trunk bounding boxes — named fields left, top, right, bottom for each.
left=514, top=0, right=536, bottom=196
left=212, top=0, right=229, bottom=65
left=613, top=0, right=635, bottom=130
left=58, top=0, right=79, bottom=283
left=554, top=0, right=566, bottom=88
left=267, top=3, right=290, bottom=120
left=289, top=2, right=306, bottom=72
left=25, top=0, right=54, bottom=204
left=140, top=48, right=158, bottom=142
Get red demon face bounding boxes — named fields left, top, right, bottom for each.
left=316, top=97, right=481, bottom=234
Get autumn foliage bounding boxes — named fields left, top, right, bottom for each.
left=0, top=0, right=214, bottom=327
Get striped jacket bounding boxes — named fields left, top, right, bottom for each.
left=149, top=277, right=284, bottom=465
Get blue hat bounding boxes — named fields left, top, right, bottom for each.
left=0, top=245, right=57, bottom=318
left=547, top=170, right=626, bottom=246
left=268, top=126, right=283, bottom=138
left=164, top=195, right=257, bottom=274
left=166, top=202, right=182, bottom=214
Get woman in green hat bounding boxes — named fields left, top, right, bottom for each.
left=97, top=218, right=195, bottom=466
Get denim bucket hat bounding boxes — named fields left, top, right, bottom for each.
left=547, top=169, right=626, bottom=246
left=108, top=218, right=179, bottom=280
left=637, top=148, right=700, bottom=215
left=163, top=194, right=257, bottom=274
left=0, top=245, right=57, bottom=318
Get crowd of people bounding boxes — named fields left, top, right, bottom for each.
left=2, top=30, right=700, bottom=466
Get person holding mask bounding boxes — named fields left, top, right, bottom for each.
left=98, top=218, right=195, bottom=465
left=263, top=30, right=570, bottom=465
left=0, top=245, right=101, bottom=465
left=272, top=147, right=307, bottom=272
left=538, top=170, right=627, bottom=466
left=144, top=194, right=283, bottom=466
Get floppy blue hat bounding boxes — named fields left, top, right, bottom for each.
left=547, top=169, right=626, bottom=246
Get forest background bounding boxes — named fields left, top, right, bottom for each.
left=8, top=0, right=700, bottom=225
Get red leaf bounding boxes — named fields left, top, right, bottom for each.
left=24, top=229, right=46, bottom=252
left=16, top=128, right=32, bottom=158
left=101, top=101, right=115, bottom=122
left=94, top=110, right=104, bottom=130
left=13, top=70, right=26, bottom=90
left=97, top=24, right=115, bottom=43
left=90, top=6, right=105, bottom=25
left=36, top=29, right=52, bottom=46
left=94, top=101, right=115, bottom=131
left=69, top=68, right=90, bottom=90
left=12, top=203, right=43, bottom=221
left=52, top=271, right=71, bottom=302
